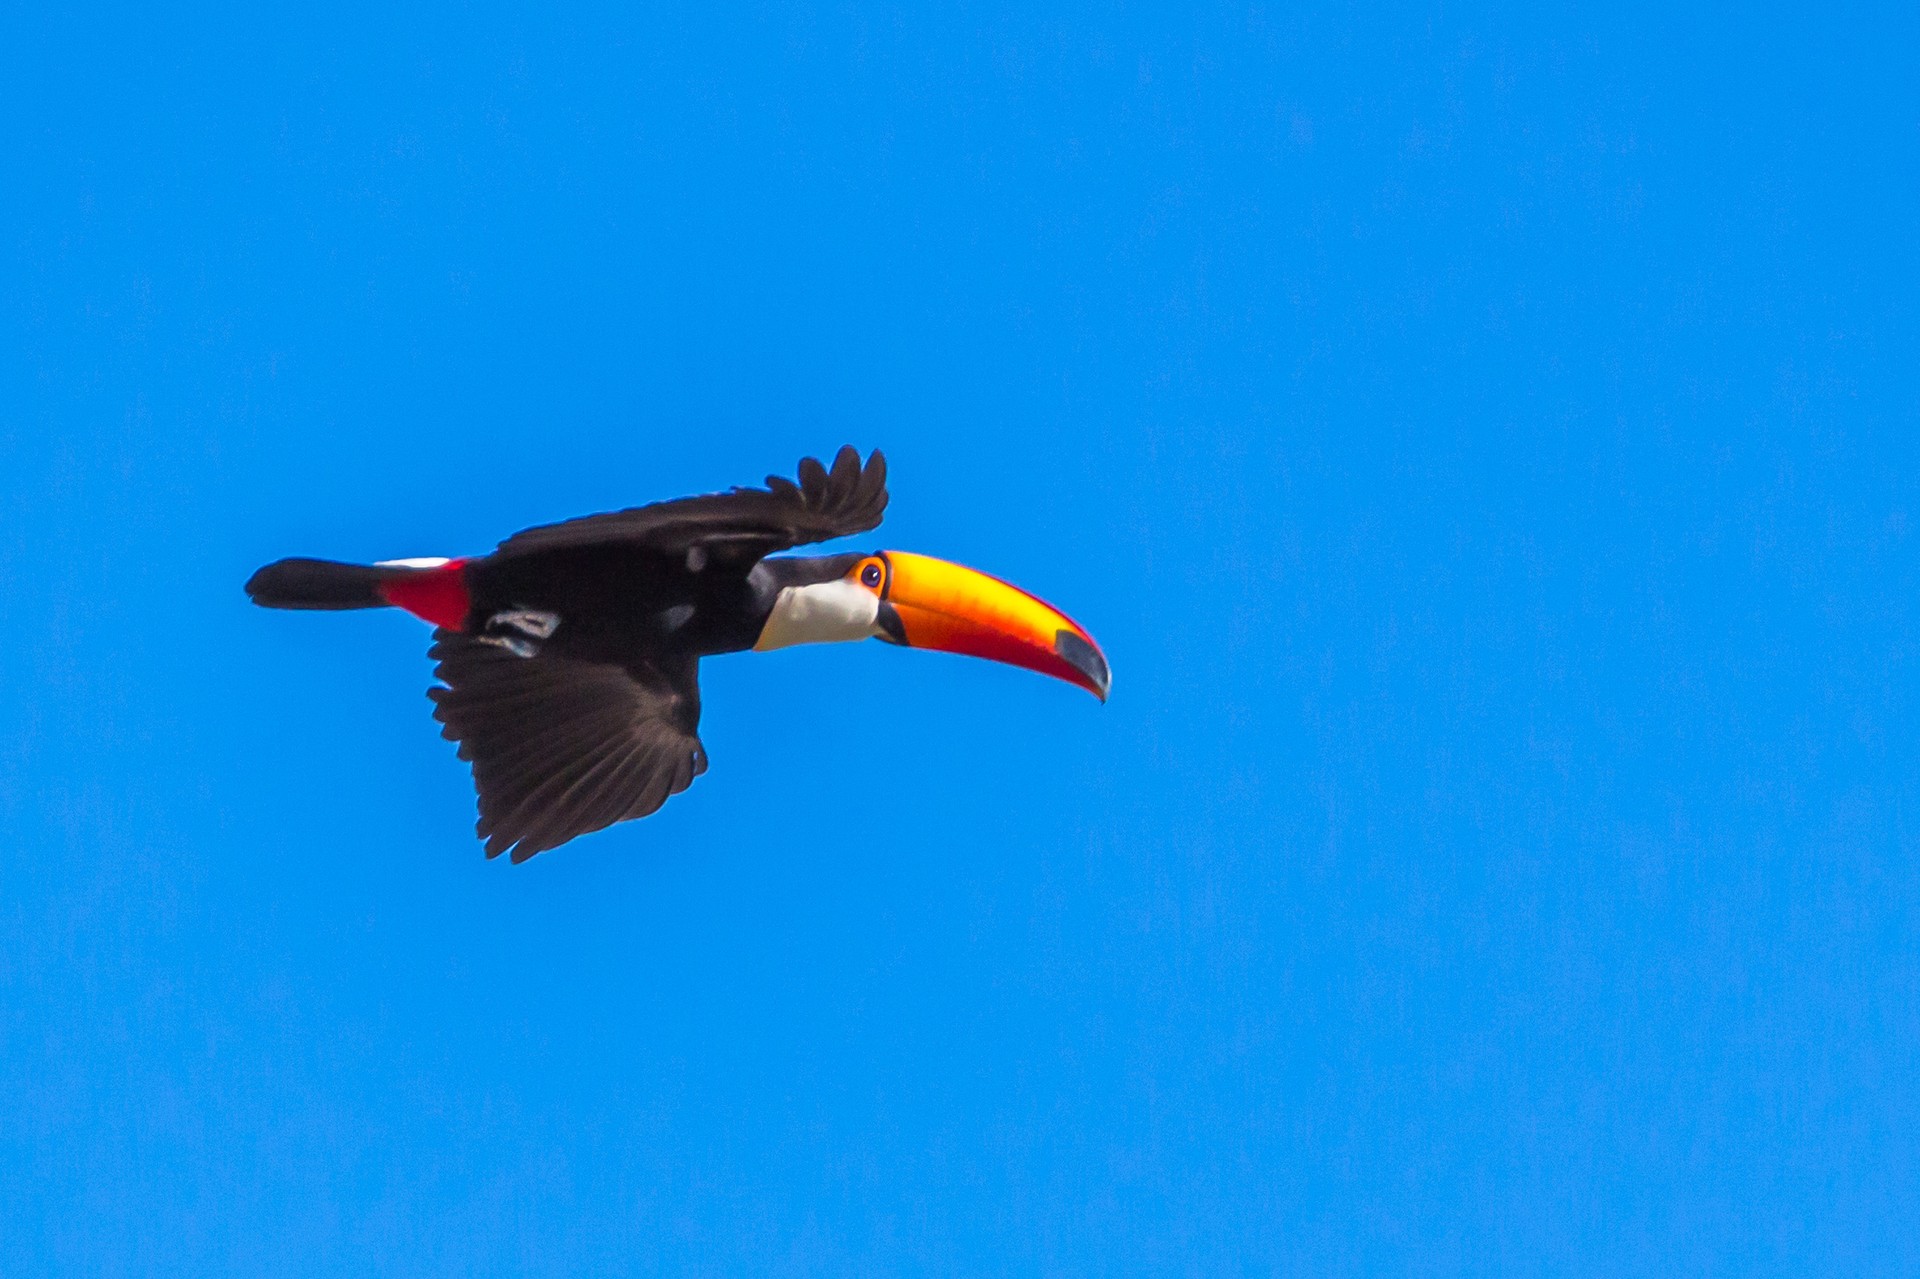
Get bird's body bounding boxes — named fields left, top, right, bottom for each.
left=248, top=448, right=1108, bottom=862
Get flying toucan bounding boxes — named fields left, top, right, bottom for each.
left=246, top=447, right=1110, bottom=862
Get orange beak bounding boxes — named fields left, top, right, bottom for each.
left=872, top=551, right=1111, bottom=701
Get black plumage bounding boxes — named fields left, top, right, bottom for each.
left=442, top=445, right=887, bottom=860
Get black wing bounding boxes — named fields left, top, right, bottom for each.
left=428, top=632, right=708, bottom=862
left=493, top=445, right=887, bottom=565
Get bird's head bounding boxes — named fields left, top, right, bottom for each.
left=752, top=551, right=1110, bottom=701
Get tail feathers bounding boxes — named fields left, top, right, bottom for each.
left=246, top=558, right=398, bottom=610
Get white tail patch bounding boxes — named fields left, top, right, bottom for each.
left=376, top=557, right=452, bottom=569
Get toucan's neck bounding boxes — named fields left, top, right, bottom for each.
left=652, top=553, right=869, bottom=659
left=747, top=553, right=877, bottom=652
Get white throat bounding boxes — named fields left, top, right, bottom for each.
left=753, top=580, right=881, bottom=651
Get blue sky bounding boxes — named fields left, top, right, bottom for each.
left=4, top=2, right=1917, bottom=1274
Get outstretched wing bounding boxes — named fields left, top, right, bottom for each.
left=493, top=445, right=887, bottom=565
left=428, top=632, right=708, bottom=862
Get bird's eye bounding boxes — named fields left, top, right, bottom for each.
left=860, top=562, right=883, bottom=589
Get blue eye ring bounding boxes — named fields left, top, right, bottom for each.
left=860, top=563, right=883, bottom=588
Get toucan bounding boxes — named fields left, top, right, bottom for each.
left=246, top=447, right=1110, bottom=862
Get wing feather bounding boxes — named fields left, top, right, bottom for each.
left=428, top=632, right=705, bottom=861
left=493, top=446, right=887, bottom=564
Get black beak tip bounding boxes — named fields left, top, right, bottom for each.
left=1054, top=629, right=1111, bottom=702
